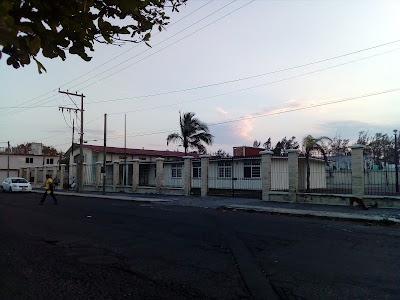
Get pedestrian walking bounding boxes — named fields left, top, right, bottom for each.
left=53, top=175, right=59, bottom=190
left=40, top=174, right=58, bottom=205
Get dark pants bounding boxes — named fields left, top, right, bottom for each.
left=41, top=190, right=57, bottom=204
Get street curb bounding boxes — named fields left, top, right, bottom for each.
left=225, top=205, right=400, bottom=224
left=30, top=190, right=172, bottom=203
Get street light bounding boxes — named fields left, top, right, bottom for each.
left=394, top=130, right=399, bottom=193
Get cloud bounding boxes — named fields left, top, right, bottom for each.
left=216, top=107, right=228, bottom=117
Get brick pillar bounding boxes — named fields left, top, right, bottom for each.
left=183, top=156, right=193, bottom=196
left=156, top=158, right=165, bottom=193
left=34, top=167, right=38, bottom=188
left=260, top=150, right=273, bottom=201
left=96, top=162, right=102, bottom=189
left=200, top=155, right=210, bottom=197
left=287, top=149, right=299, bottom=202
left=60, top=164, right=66, bottom=189
left=113, top=161, right=120, bottom=191
left=131, top=159, right=140, bottom=192
left=350, top=144, right=365, bottom=199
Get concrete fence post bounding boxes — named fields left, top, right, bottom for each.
left=113, top=161, right=120, bottom=192
left=60, top=164, right=66, bottom=189
left=42, top=166, right=47, bottom=184
left=200, top=155, right=210, bottom=197
left=34, top=167, right=38, bottom=188
left=52, top=165, right=58, bottom=179
left=156, top=158, right=165, bottom=193
left=95, top=162, right=102, bottom=189
left=26, top=167, right=31, bottom=182
left=71, top=163, right=77, bottom=183
left=350, top=144, right=365, bottom=199
left=82, top=163, right=87, bottom=187
left=183, top=156, right=193, bottom=196
left=287, top=149, right=300, bottom=202
left=131, top=159, right=140, bottom=192
left=260, top=150, right=273, bottom=201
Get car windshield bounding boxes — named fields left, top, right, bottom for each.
left=11, top=179, right=28, bottom=183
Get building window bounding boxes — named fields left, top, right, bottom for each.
left=218, top=161, right=232, bottom=178
left=193, top=162, right=201, bottom=178
left=46, top=158, right=54, bottom=165
left=244, top=160, right=260, bottom=178
left=171, top=163, right=182, bottom=178
left=25, top=157, right=33, bottom=164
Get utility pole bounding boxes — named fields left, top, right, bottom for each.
left=124, top=114, right=127, bottom=186
left=103, top=113, right=107, bottom=195
left=59, top=90, right=85, bottom=192
left=7, top=141, right=10, bottom=178
left=394, top=129, right=399, bottom=193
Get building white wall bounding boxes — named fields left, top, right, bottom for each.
left=0, top=153, right=59, bottom=182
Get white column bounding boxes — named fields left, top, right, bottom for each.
left=96, top=162, right=102, bottom=189
left=200, top=155, right=210, bottom=197
left=156, top=158, right=165, bottom=193
left=82, top=163, right=87, bottom=187
left=26, top=167, right=31, bottom=182
left=42, top=166, right=47, bottom=184
left=60, top=164, right=66, bottom=189
left=113, top=161, right=120, bottom=191
left=350, top=144, right=365, bottom=199
left=287, top=149, right=299, bottom=202
left=131, top=159, right=140, bottom=192
left=183, top=156, right=193, bottom=196
left=34, top=167, right=38, bottom=187
left=260, top=150, right=273, bottom=201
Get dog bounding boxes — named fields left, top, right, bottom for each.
left=349, top=197, right=368, bottom=210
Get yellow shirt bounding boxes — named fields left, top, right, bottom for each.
left=45, top=178, right=53, bottom=191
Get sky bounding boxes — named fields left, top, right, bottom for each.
left=1, top=0, right=400, bottom=155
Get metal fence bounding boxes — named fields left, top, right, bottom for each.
left=139, top=163, right=156, bottom=187
left=364, top=170, right=400, bottom=196
left=119, top=163, right=133, bottom=187
left=297, top=154, right=352, bottom=194
left=84, top=164, right=96, bottom=185
left=207, top=157, right=262, bottom=199
left=163, top=161, right=183, bottom=188
left=271, top=157, right=289, bottom=192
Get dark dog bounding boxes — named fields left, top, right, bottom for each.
left=349, top=197, right=368, bottom=210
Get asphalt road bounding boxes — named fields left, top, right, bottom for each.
left=0, top=193, right=399, bottom=300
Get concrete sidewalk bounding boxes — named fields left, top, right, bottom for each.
left=32, top=189, right=400, bottom=224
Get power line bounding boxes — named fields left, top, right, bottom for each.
left=59, top=0, right=216, bottom=89
left=84, top=39, right=400, bottom=105
left=106, top=48, right=400, bottom=116
left=74, top=0, right=256, bottom=91
left=84, top=87, right=400, bottom=142
left=0, top=1, right=215, bottom=116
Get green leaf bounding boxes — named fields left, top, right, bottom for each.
left=29, top=36, right=41, bottom=55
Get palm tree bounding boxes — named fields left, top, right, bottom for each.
left=302, top=135, right=331, bottom=192
left=167, top=112, right=214, bottom=155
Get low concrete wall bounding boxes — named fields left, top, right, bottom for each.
left=269, top=192, right=400, bottom=208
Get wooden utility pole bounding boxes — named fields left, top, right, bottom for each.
left=58, top=90, right=85, bottom=192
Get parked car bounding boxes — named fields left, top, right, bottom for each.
left=2, top=177, right=32, bottom=192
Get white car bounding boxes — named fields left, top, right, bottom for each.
left=2, top=177, right=32, bottom=192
